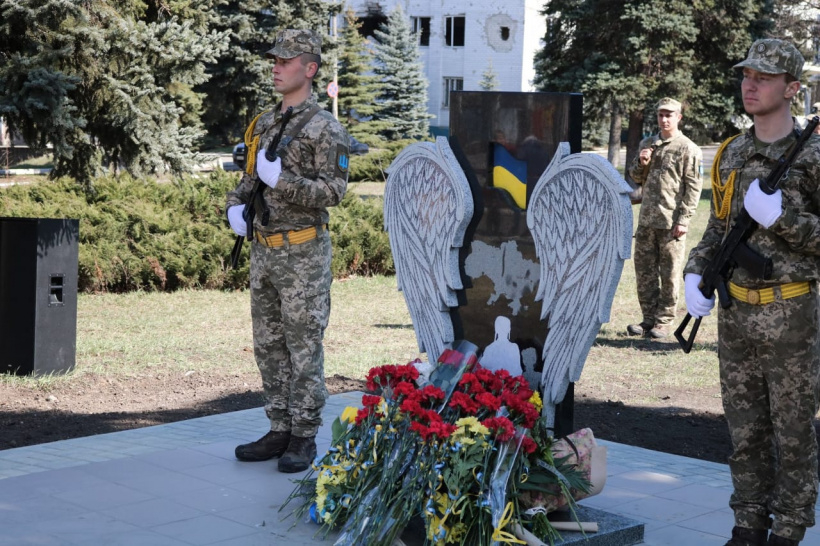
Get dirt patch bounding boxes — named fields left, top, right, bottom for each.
left=0, top=370, right=733, bottom=463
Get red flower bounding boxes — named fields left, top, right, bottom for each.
left=520, top=435, right=537, bottom=454
left=475, top=392, right=501, bottom=412
left=361, top=394, right=382, bottom=408
left=355, top=407, right=371, bottom=426
left=365, top=363, right=420, bottom=392
left=483, top=416, right=515, bottom=442
left=449, top=391, right=480, bottom=415
left=392, top=381, right=417, bottom=400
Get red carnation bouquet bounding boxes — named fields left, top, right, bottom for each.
left=283, top=340, right=591, bottom=545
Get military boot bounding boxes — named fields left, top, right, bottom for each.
left=626, top=322, right=653, bottom=336
left=235, top=430, right=291, bottom=461
left=278, top=435, right=317, bottom=473
left=725, top=526, right=768, bottom=546
left=768, top=534, right=799, bottom=546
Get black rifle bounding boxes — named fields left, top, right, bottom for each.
left=675, top=116, right=820, bottom=353
left=229, top=106, right=294, bottom=269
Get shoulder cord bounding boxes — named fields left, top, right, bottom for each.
left=711, top=134, right=742, bottom=221
left=243, top=111, right=268, bottom=176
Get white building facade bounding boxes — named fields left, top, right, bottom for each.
left=345, top=0, right=548, bottom=132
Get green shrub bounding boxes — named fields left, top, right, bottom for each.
left=0, top=171, right=393, bottom=292
left=348, top=139, right=419, bottom=183
left=330, top=192, right=394, bottom=277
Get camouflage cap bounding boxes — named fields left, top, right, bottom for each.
left=657, top=98, right=682, bottom=112
left=265, top=29, right=322, bottom=59
left=733, top=39, right=804, bottom=80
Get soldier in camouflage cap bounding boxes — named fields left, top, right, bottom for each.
left=685, top=39, right=819, bottom=546
left=627, top=97, right=702, bottom=339
left=227, top=29, right=350, bottom=474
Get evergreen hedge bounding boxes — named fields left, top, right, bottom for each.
left=0, top=171, right=394, bottom=292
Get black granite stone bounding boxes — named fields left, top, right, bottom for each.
left=549, top=505, right=644, bottom=545
left=447, top=91, right=583, bottom=437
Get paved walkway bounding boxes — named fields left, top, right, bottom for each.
left=1, top=392, right=819, bottom=546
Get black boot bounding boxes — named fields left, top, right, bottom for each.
left=768, top=534, right=800, bottom=546
left=278, top=435, right=317, bottom=473
left=235, top=430, right=291, bottom=461
left=725, top=526, right=768, bottom=546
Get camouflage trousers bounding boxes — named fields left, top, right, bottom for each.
left=719, top=284, right=820, bottom=540
left=249, top=230, right=332, bottom=438
left=632, top=225, right=685, bottom=326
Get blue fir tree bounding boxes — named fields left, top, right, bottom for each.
left=372, top=5, right=431, bottom=140
left=0, top=0, right=227, bottom=182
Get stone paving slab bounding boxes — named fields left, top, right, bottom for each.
left=2, top=391, right=820, bottom=545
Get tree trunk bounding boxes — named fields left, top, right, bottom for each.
left=607, top=102, right=622, bottom=169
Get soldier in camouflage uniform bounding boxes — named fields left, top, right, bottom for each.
left=627, top=98, right=703, bottom=338
left=226, top=29, right=350, bottom=473
left=684, top=39, right=820, bottom=546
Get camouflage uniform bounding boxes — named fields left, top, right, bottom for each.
left=685, top=129, right=820, bottom=541
left=629, top=131, right=702, bottom=327
left=227, top=96, right=350, bottom=438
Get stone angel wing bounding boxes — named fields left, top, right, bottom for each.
left=384, top=137, right=474, bottom=362
left=527, top=143, right=633, bottom=430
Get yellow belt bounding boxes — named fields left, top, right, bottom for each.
left=254, top=224, right=326, bottom=248
left=728, top=281, right=811, bottom=305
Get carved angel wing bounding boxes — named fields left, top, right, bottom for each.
left=527, top=143, right=633, bottom=429
left=384, top=137, right=474, bottom=362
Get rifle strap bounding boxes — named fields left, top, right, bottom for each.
left=267, top=104, right=322, bottom=156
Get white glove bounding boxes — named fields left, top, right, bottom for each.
left=227, top=205, right=247, bottom=237
left=744, top=178, right=782, bottom=229
left=256, top=149, right=282, bottom=189
left=684, top=273, right=715, bottom=318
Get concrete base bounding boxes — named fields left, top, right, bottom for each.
left=550, top=505, right=644, bottom=545
left=399, top=505, right=644, bottom=545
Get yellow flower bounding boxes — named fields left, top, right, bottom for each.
left=528, top=391, right=543, bottom=413
left=453, top=417, right=489, bottom=438
left=340, top=406, right=358, bottom=424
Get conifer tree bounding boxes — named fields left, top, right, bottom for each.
left=0, top=0, right=227, bottom=182
left=199, top=0, right=342, bottom=145
left=479, top=59, right=499, bottom=91
left=337, top=6, right=381, bottom=140
left=372, top=5, right=431, bottom=140
left=534, top=0, right=762, bottom=168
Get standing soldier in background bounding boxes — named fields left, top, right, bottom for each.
left=685, top=39, right=820, bottom=546
left=627, top=98, right=703, bottom=339
left=226, top=29, right=350, bottom=473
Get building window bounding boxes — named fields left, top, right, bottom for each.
left=443, top=77, right=463, bottom=107
left=412, top=16, right=431, bottom=46
left=445, top=16, right=465, bottom=47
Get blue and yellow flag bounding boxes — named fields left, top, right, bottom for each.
left=492, top=144, right=527, bottom=209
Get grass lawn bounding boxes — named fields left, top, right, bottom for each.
left=1, top=186, right=721, bottom=416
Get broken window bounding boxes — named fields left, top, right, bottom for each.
left=412, top=16, right=431, bottom=46
left=445, top=16, right=465, bottom=47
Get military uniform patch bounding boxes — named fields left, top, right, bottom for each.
left=336, top=144, right=349, bottom=176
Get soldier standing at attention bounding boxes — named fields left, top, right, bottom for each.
left=685, top=39, right=820, bottom=546
left=226, top=29, right=350, bottom=473
left=627, top=98, right=703, bottom=339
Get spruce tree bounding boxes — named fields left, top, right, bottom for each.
left=372, top=5, right=431, bottom=140
left=0, top=0, right=227, bottom=182
left=479, top=59, right=499, bottom=91
left=337, top=6, right=381, bottom=141
left=199, top=0, right=342, bottom=145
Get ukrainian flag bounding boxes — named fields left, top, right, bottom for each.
left=492, top=144, right=527, bottom=209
